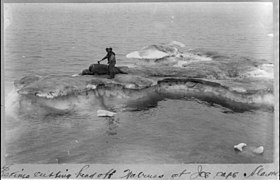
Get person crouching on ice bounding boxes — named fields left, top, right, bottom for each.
left=98, top=47, right=116, bottom=79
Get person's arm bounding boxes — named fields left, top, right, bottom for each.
left=98, top=54, right=108, bottom=64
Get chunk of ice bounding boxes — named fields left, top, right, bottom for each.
left=97, top=110, right=116, bottom=117
left=234, top=143, right=247, bottom=151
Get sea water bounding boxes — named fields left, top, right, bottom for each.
left=4, top=3, right=274, bottom=163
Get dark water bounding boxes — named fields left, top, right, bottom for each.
left=4, top=3, right=274, bottom=164
left=5, top=99, right=274, bottom=164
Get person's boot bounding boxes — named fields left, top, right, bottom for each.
left=108, top=71, right=115, bottom=79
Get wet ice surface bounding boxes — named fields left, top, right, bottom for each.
left=5, top=99, right=273, bottom=164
